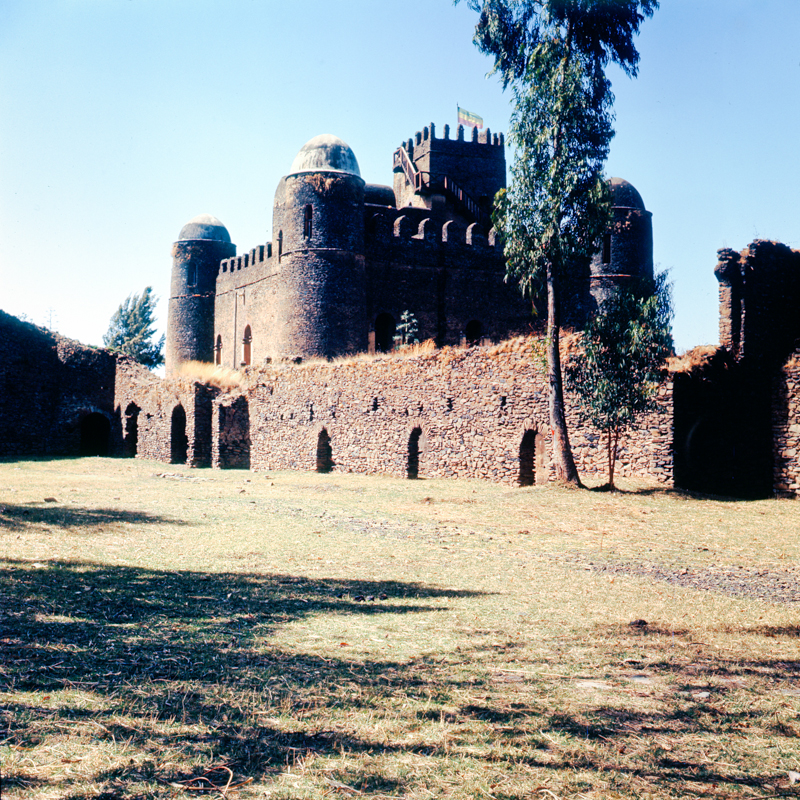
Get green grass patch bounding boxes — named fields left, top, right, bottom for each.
left=1, top=457, right=799, bottom=798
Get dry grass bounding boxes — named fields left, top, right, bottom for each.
left=1, top=458, right=800, bottom=799
left=177, top=361, right=244, bottom=392
left=666, top=345, right=725, bottom=374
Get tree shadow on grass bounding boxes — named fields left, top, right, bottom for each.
left=0, top=503, right=186, bottom=531
left=0, top=558, right=488, bottom=795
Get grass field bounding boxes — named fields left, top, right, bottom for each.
left=1, top=457, right=799, bottom=799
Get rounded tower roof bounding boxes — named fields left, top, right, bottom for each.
left=177, top=213, right=231, bottom=243
left=609, top=177, right=646, bottom=210
left=289, top=134, right=361, bottom=177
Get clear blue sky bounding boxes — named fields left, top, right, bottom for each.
left=1, top=0, right=798, bottom=354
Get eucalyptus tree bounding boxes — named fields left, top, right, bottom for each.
left=459, top=0, right=658, bottom=484
left=566, top=273, right=673, bottom=488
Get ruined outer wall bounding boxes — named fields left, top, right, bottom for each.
left=773, top=349, right=800, bottom=497
left=230, top=338, right=672, bottom=485
left=0, top=310, right=118, bottom=456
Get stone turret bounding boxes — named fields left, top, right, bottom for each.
left=165, top=214, right=235, bottom=376
left=271, top=134, right=367, bottom=359
left=589, top=178, right=654, bottom=309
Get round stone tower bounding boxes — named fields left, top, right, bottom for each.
left=165, top=213, right=236, bottom=377
left=589, top=178, right=654, bottom=309
left=271, top=134, right=367, bottom=359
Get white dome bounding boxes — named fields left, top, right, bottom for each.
left=288, top=134, right=361, bottom=177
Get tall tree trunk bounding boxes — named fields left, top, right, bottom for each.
left=546, top=261, right=581, bottom=485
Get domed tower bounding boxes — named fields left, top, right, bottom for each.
left=271, top=134, right=367, bottom=359
left=165, top=214, right=236, bottom=376
left=589, top=178, right=654, bottom=309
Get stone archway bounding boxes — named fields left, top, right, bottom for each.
left=171, top=404, right=188, bottom=464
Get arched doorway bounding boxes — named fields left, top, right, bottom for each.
left=407, top=427, right=422, bottom=479
left=80, top=413, right=110, bottom=456
left=316, top=428, right=333, bottom=473
left=242, top=325, right=252, bottom=366
left=519, top=429, right=537, bottom=486
left=375, top=313, right=396, bottom=353
left=465, top=319, right=483, bottom=346
left=171, top=404, right=188, bottom=464
left=123, top=403, right=140, bottom=458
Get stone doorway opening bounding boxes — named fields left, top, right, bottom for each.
left=519, top=429, right=537, bottom=486
left=316, top=428, right=333, bottom=473
left=407, top=427, right=422, bottom=479
left=80, top=413, right=110, bottom=456
left=171, top=404, right=188, bottom=464
left=124, top=403, right=140, bottom=458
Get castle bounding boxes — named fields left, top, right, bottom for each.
left=164, top=123, right=653, bottom=375
left=1, top=123, right=797, bottom=498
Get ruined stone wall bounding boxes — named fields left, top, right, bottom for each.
left=219, top=338, right=673, bottom=485
left=773, top=349, right=800, bottom=497
left=715, top=240, right=800, bottom=363
left=0, top=311, right=119, bottom=457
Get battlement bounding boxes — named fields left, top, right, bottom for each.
left=398, top=122, right=505, bottom=157
left=219, top=242, right=272, bottom=276
left=365, top=209, right=500, bottom=256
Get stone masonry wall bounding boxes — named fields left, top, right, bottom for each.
left=773, top=349, right=800, bottom=497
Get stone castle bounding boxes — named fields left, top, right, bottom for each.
left=165, top=124, right=653, bottom=374
left=1, top=123, right=797, bottom=499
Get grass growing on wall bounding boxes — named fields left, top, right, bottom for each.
left=1, top=458, right=799, bottom=799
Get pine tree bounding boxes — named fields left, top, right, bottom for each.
left=460, top=0, right=658, bottom=484
left=103, top=287, right=164, bottom=369
left=566, top=273, right=673, bottom=488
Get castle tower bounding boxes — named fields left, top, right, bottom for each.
left=589, top=178, right=654, bottom=309
left=392, top=122, right=506, bottom=231
left=271, top=134, right=367, bottom=359
left=165, top=214, right=236, bottom=376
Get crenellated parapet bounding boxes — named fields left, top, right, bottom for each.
left=392, top=121, right=506, bottom=226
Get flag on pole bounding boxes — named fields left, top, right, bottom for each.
left=457, top=106, right=484, bottom=129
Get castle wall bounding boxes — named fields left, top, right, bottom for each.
left=364, top=211, right=532, bottom=347
left=225, top=338, right=673, bottom=485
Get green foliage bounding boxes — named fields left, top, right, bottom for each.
left=393, top=310, right=420, bottom=350
left=103, top=286, right=164, bottom=369
left=566, top=273, right=673, bottom=485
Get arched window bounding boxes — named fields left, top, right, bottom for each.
left=374, top=313, right=395, bottom=353
left=187, top=263, right=197, bottom=287
left=465, top=319, right=483, bottom=346
left=602, top=232, right=612, bottom=265
left=407, top=427, right=422, bottom=479
left=303, top=205, right=313, bottom=238
left=277, top=230, right=283, bottom=260
left=215, top=334, right=222, bottom=366
left=242, top=325, right=252, bottom=366
left=316, top=428, right=333, bottom=473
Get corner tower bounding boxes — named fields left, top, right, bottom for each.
left=589, top=178, right=654, bottom=309
left=271, top=135, right=367, bottom=359
left=165, top=214, right=236, bottom=376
